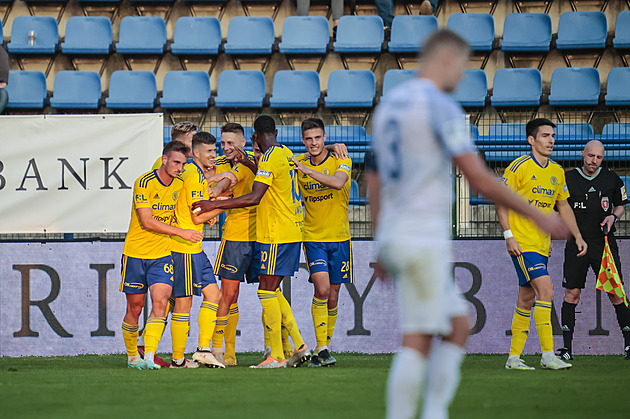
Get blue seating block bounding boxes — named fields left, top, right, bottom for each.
left=447, top=13, right=494, bottom=51
left=8, top=16, right=59, bottom=54
left=116, top=17, right=166, bottom=54
left=556, top=11, right=607, bottom=50
left=106, top=71, right=157, bottom=109
left=382, top=69, right=416, bottom=98
left=325, top=125, right=370, bottom=145
left=388, top=15, right=438, bottom=53
left=171, top=17, right=221, bottom=55
left=5, top=70, right=47, bottom=109
left=279, top=16, right=329, bottom=54
left=61, top=16, right=113, bottom=55
left=277, top=125, right=303, bottom=145
left=160, top=71, right=211, bottom=109
left=224, top=17, right=275, bottom=55
left=50, top=71, right=101, bottom=109
left=269, top=70, right=320, bottom=109
left=452, top=69, right=487, bottom=107
left=333, top=16, right=384, bottom=53
left=549, top=67, right=600, bottom=106
left=555, top=123, right=594, bottom=138
left=214, top=70, right=266, bottom=108
left=490, top=68, right=541, bottom=107
left=349, top=179, right=366, bottom=205
left=501, top=13, right=551, bottom=52
left=324, top=70, right=375, bottom=108
left=601, top=123, right=630, bottom=142
left=605, top=68, right=630, bottom=106
left=614, top=11, right=630, bottom=49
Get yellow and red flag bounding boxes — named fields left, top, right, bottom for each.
left=597, top=236, right=629, bottom=307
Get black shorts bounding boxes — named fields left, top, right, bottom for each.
left=563, top=235, right=623, bottom=289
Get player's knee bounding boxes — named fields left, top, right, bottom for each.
left=564, top=288, right=581, bottom=304
left=126, top=303, right=143, bottom=318
left=314, top=286, right=330, bottom=300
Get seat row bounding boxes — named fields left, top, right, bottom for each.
left=2, top=11, right=629, bottom=57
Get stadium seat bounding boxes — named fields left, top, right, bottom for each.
left=171, top=17, right=221, bottom=55
left=214, top=70, right=266, bottom=108
left=106, top=71, right=157, bottom=109
left=601, top=123, right=630, bottom=142
left=605, top=68, right=630, bottom=106
left=224, top=16, right=275, bottom=55
left=446, top=13, right=494, bottom=51
left=487, top=123, right=526, bottom=143
left=5, top=70, right=47, bottom=109
left=382, top=69, right=416, bottom=98
left=469, top=124, right=479, bottom=142
left=61, top=16, right=113, bottom=55
left=556, top=11, right=607, bottom=50
left=452, top=69, right=487, bottom=107
left=333, top=16, right=384, bottom=53
left=8, top=16, right=59, bottom=54
left=548, top=67, right=600, bottom=106
left=116, top=16, right=167, bottom=54
left=501, top=13, right=552, bottom=52
left=0, top=20, right=3, bottom=46
left=613, top=11, right=630, bottom=49
left=278, top=16, right=329, bottom=54
left=324, top=70, right=375, bottom=108
left=349, top=179, right=366, bottom=205
left=50, top=71, right=101, bottom=109
left=325, top=125, right=370, bottom=145
left=160, top=71, right=211, bottom=109
left=277, top=125, right=303, bottom=145
left=269, top=70, right=320, bottom=109
left=555, top=123, right=594, bottom=139
left=388, top=15, right=438, bottom=53
left=490, top=68, right=542, bottom=107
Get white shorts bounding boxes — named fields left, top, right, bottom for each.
left=378, top=239, right=468, bottom=336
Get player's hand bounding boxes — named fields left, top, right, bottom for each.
left=291, top=156, right=309, bottom=174
left=180, top=229, right=203, bottom=243
left=600, top=215, right=615, bottom=235
left=206, top=217, right=217, bottom=228
left=191, top=200, right=218, bottom=215
left=233, top=146, right=248, bottom=165
left=575, top=236, right=588, bottom=257
left=506, top=237, right=523, bottom=256
left=328, top=143, right=348, bottom=159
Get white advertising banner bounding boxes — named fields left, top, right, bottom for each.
left=0, top=114, right=163, bottom=233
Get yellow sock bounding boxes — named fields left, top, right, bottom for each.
left=225, top=303, right=239, bottom=356
left=312, top=297, right=328, bottom=349
left=509, top=307, right=531, bottom=356
left=171, top=313, right=190, bottom=361
left=534, top=301, right=553, bottom=353
left=122, top=322, right=139, bottom=356
left=198, top=302, right=218, bottom=348
left=144, top=316, right=167, bottom=355
left=212, top=315, right=228, bottom=350
left=258, top=290, right=284, bottom=361
left=281, top=324, right=292, bottom=355
left=166, top=297, right=176, bottom=314
left=327, top=306, right=338, bottom=346
left=276, top=288, right=305, bottom=349
left=263, top=310, right=271, bottom=349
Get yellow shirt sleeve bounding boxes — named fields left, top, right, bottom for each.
left=336, top=157, right=352, bottom=177
left=151, top=156, right=162, bottom=171
left=557, top=168, right=570, bottom=201
left=254, top=152, right=275, bottom=187
left=134, top=178, right=152, bottom=209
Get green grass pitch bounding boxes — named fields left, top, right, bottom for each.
left=0, top=353, right=628, bottom=419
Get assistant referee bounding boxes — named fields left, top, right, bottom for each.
left=560, top=140, right=630, bottom=361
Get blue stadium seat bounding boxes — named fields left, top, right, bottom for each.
left=555, top=123, right=594, bottom=139
left=556, top=11, right=607, bottom=50
left=613, top=11, right=630, bottom=49
left=324, top=70, right=375, bottom=108
left=605, top=68, right=630, bottom=106
left=601, top=123, right=630, bottom=142
left=446, top=13, right=494, bottom=51
left=279, top=16, right=329, bottom=54
left=333, top=16, right=384, bottom=53
left=382, top=69, right=416, bottom=98
left=5, top=70, right=47, bottom=109
left=483, top=123, right=526, bottom=146
left=160, top=71, right=211, bottom=109
left=452, top=69, right=487, bottom=107
left=50, top=71, right=101, bottom=109
left=349, top=179, right=366, bottom=205
left=8, top=16, right=59, bottom=54
left=325, top=125, right=370, bottom=145
left=490, top=68, right=541, bottom=107
left=106, top=71, right=157, bottom=109
left=224, top=17, right=274, bottom=55
left=214, top=70, right=266, bottom=108
left=501, top=13, right=551, bottom=52
left=171, top=17, right=221, bottom=55
left=277, top=125, right=303, bottom=145
left=0, top=20, right=3, bottom=46
left=548, top=67, right=600, bottom=106
left=469, top=124, right=479, bottom=142
left=269, top=70, right=320, bottom=109
left=61, top=16, right=113, bottom=55
left=388, top=15, right=438, bottom=53
left=116, top=17, right=167, bottom=54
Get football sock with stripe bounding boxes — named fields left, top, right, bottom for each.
left=327, top=306, right=338, bottom=346
left=312, top=297, right=328, bottom=350
left=258, top=290, right=284, bottom=361
left=534, top=301, right=553, bottom=353
left=263, top=311, right=271, bottom=350
left=422, top=341, right=465, bottom=419
left=122, top=322, right=139, bottom=357
left=613, top=302, right=630, bottom=348
left=281, top=325, right=293, bottom=355
left=212, top=315, right=228, bottom=351
left=225, top=303, right=239, bottom=358
left=198, top=302, right=218, bottom=349
left=386, top=347, right=427, bottom=419
left=144, top=316, right=167, bottom=355
left=509, top=307, right=531, bottom=356
left=167, top=297, right=176, bottom=314
left=276, top=288, right=305, bottom=350
left=171, top=313, right=190, bottom=361
left=561, top=301, right=577, bottom=353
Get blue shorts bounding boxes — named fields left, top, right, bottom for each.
left=511, top=252, right=549, bottom=286
left=172, top=251, right=217, bottom=298
left=303, top=240, right=354, bottom=284
left=119, top=254, right=173, bottom=294
left=214, top=240, right=259, bottom=283
left=255, top=242, right=300, bottom=277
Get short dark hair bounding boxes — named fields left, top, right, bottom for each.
left=163, top=140, right=190, bottom=157
left=422, top=29, right=470, bottom=58
left=171, top=122, right=197, bottom=141
left=301, top=117, right=325, bottom=135
left=526, top=118, right=556, bottom=139
left=192, top=131, right=216, bottom=149
left=254, top=115, right=276, bottom=134
left=221, top=123, right=245, bottom=137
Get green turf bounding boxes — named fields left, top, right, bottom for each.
left=0, top=353, right=628, bottom=419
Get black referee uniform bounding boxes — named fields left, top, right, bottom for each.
left=562, top=167, right=630, bottom=356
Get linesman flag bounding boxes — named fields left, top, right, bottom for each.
left=597, top=235, right=629, bottom=307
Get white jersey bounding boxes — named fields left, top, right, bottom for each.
left=372, top=78, right=474, bottom=245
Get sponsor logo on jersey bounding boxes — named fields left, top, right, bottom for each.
left=601, top=196, right=609, bottom=211
left=221, top=264, right=238, bottom=274
left=527, top=263, right=546, bottom=272
left=153, top=193, right=160, bottom=200
left=531, top=186, right=555, bottom=196
left=136, top=194, right=148, bottom=202
left=528, top=199, right=552, bottom=209
left=550, top=176, right=558, bottom=186
left=304, top=193, right=334, bottom=203
left=152, top=203, right=176, bottom=211
left=339, top=164, right=351, bottom=172
left=309, top=259, right=327, bottom=267
left=588, top=187, right=596, bottom=192
left=323, top=168, right=330, bottom=175
left=124, top=282, right=145, bottom=290
left=531, top=175, right=537, bottom=181
left=257, top=170, right=271, bottom=178
left=172, top=192, right=178, bottom=201
left=304, top=181, right=328, bottom=191
left=193, top=283, right=202, bottom=288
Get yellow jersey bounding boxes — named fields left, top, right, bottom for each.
left=254, top=145, right=304, bottom=244
left=171, top=162, right=207, bottom=254
left=214, top=152, right=257, bottom=242
left=296, top=152, right=352, bottom=242
left=123, top=170, right=183, bottom=259
left=502, top=154, right=569, bottom=256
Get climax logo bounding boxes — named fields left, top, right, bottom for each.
left=124, top=282, right=145, bottom=290
left=309, top=259, right=327, bottom=267
left=221, top=264, right=238, bottom=273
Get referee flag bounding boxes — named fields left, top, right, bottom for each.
left=597, top=236, right=629, bottom=307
